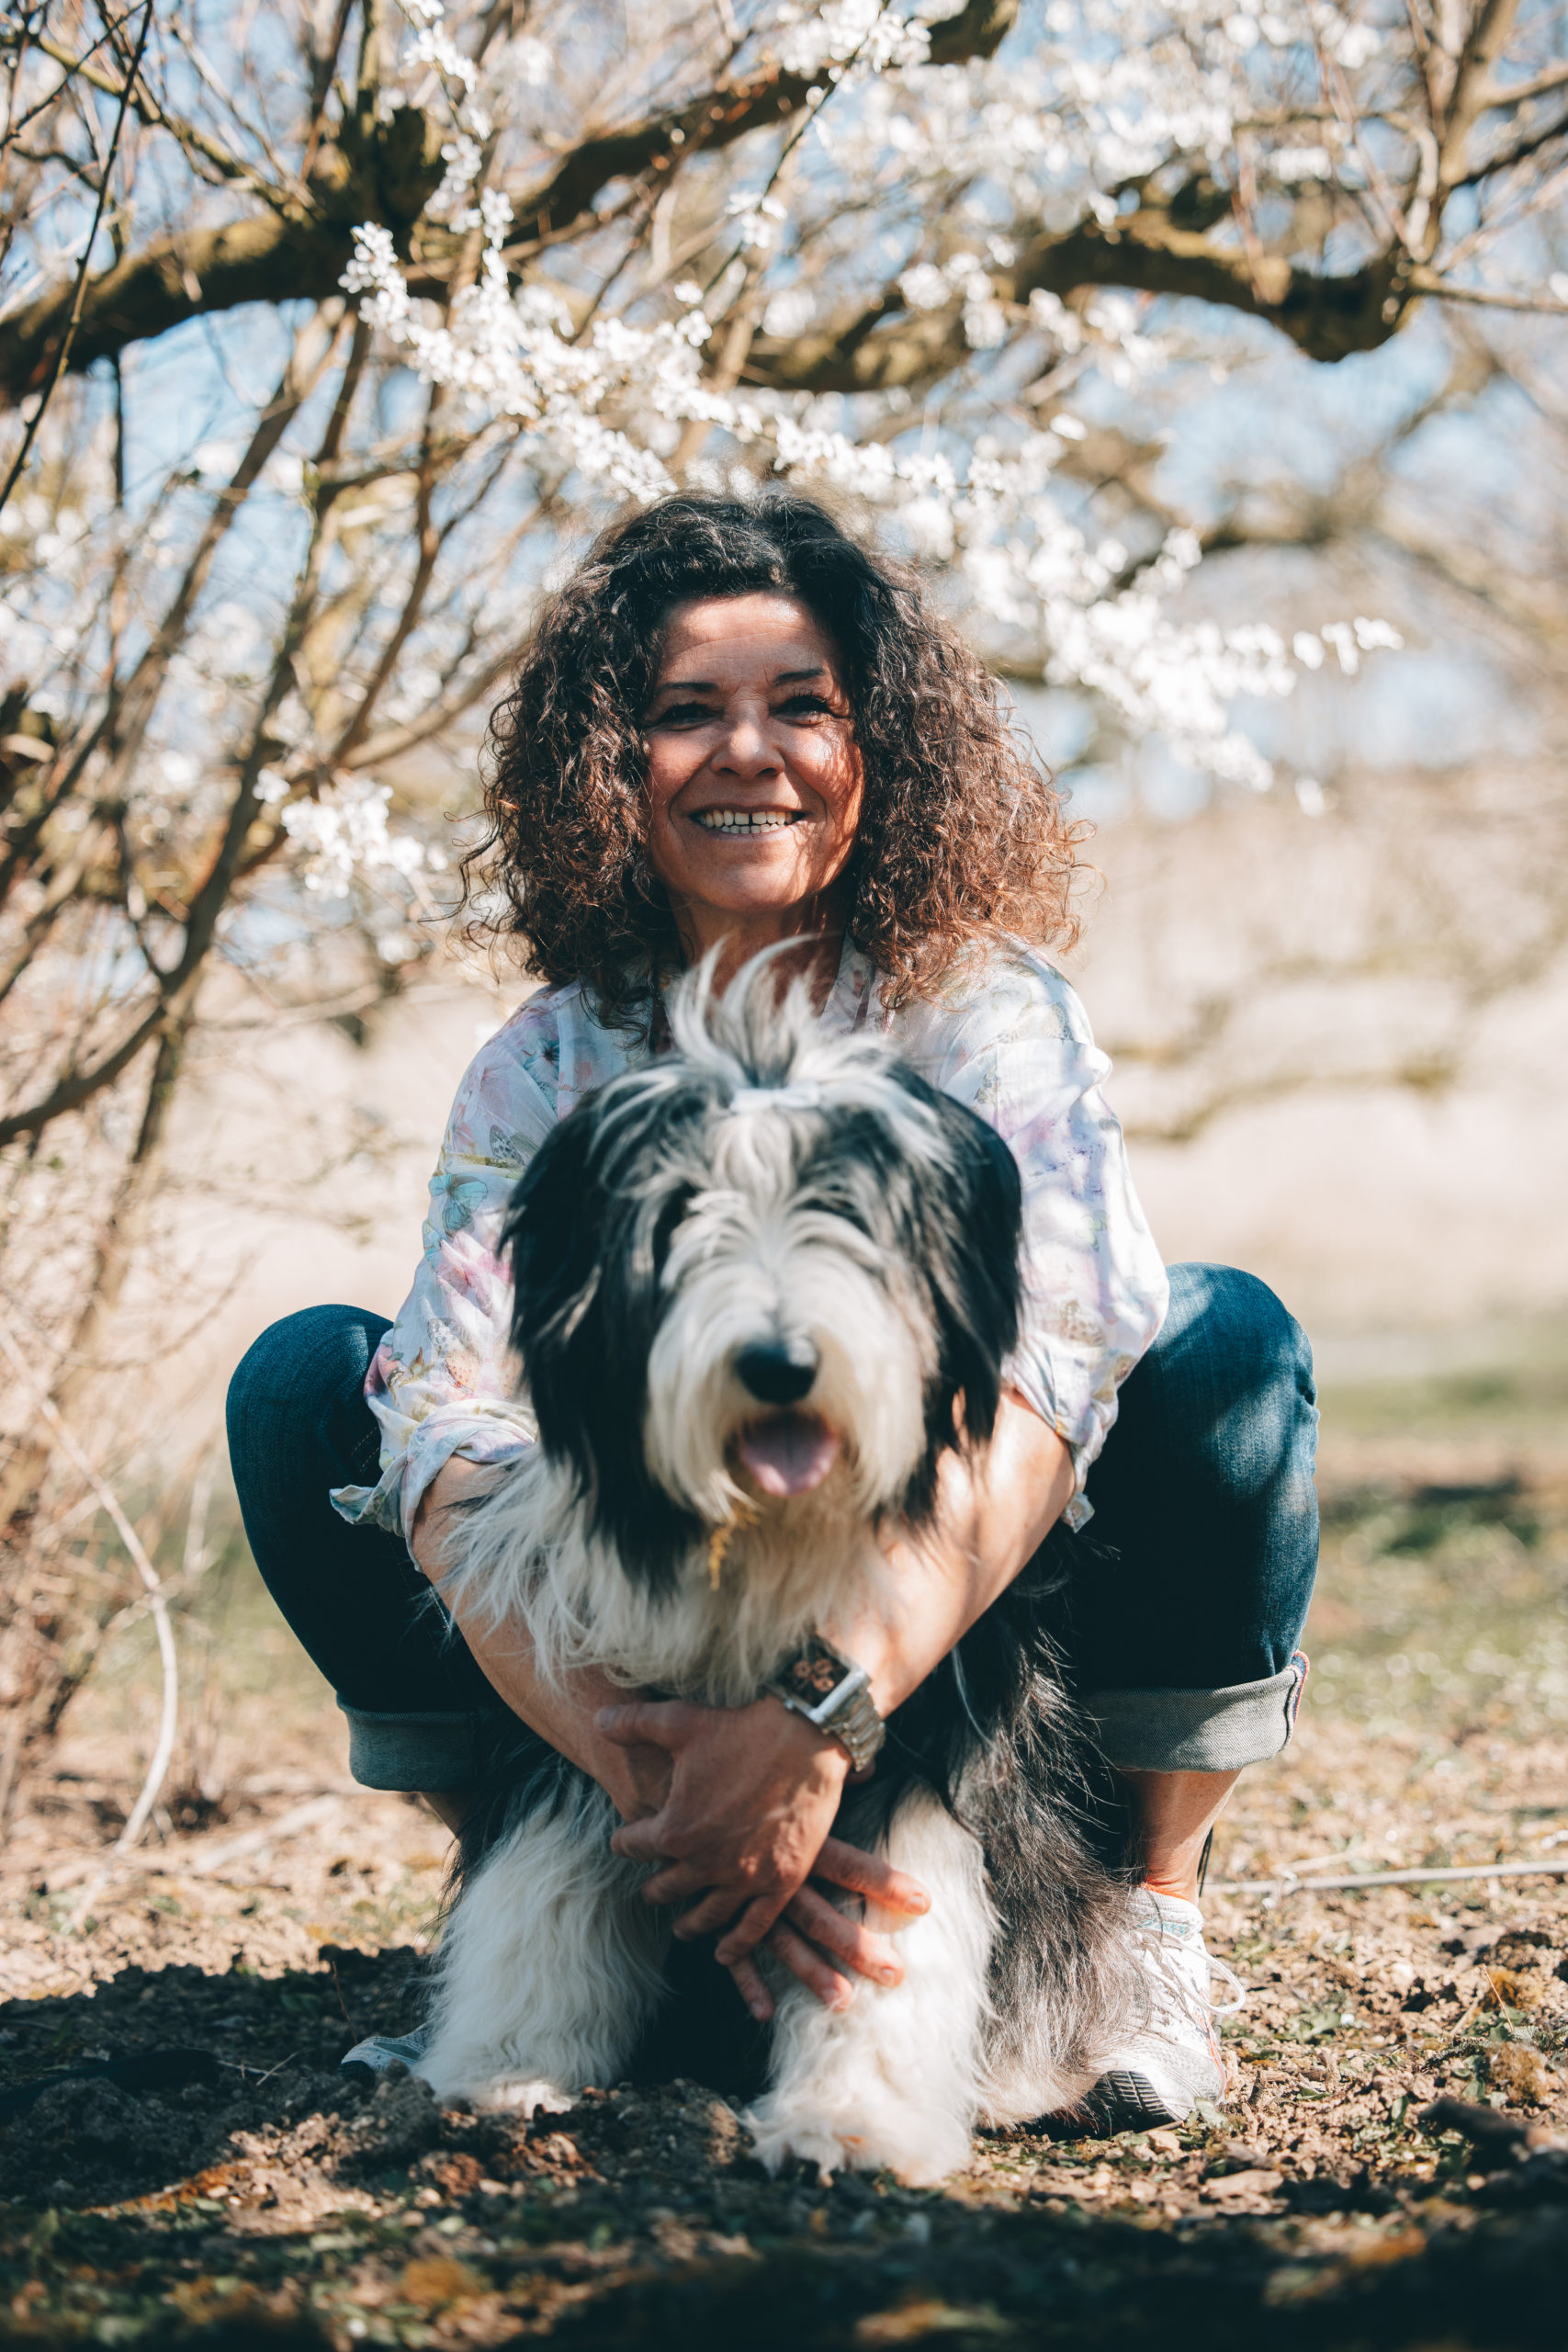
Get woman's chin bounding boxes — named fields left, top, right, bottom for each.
left=673, top=858, right=835, bottom=920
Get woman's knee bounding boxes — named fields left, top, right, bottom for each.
left=1154, top=1264, right=1317, bottom=1494
left=226, top=1304, right=389, bottom=1492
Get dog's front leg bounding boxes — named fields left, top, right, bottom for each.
left=418, top=1775, right=664, bottom=2115
left=746, top=1790, right=994, bottom=2187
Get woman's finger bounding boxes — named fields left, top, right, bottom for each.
left=596, top=1701, right=700, bottom=1751
left=608, top=1815, right=685, bottom=1864
left=671, top=1885, right=750, bottom=1940
left=784, top=1883, right=903, bottom=1986
left=712, top=1891, right=793, bottom=1967
left=766, top=1919, right=854, bottom=2012
left=636, top=1861, right=711, bottom=1905
left=724, top=1952, right=775, bottom=2024
left=811, top=1836, right=931, bottom=1915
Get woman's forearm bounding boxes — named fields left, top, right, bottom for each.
left=823, top=1392, right=1074, bottom=1716
left=412, top=1398, right=1071, bottom=1805
left=411, top=1459, right=664, bottom=1817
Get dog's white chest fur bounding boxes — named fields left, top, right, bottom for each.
left=444, top=1443, right=896, bottom=1707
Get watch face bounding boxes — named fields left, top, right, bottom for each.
left=785, top=1646, right=844, bottom=1704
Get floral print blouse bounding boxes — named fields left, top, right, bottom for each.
left=331, top=940, right=1169, bottom=1542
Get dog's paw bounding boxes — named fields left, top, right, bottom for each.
left=415, top=2029, right=581, bottom=2116
left=746, top=2093, right=968, bottom=2188
left=474, top=2076, right=576, bottom=2117
left=746, top=2099, right=852, bottom=2182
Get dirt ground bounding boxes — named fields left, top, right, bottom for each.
left=4, top=1352, right=1568, bottom=2349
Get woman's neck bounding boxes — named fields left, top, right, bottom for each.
left=671, top=884, right=850, bottom=1009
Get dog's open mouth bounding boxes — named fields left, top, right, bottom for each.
left=735, top=1412, right=841, bottom=1497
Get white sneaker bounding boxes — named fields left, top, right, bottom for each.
left=341, top=2023, right=433, bottom=2078
left=1083, top=1891, right=1246, bottom=2132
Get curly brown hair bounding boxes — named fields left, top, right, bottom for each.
left=474, top=493, right=1082, bottom=1029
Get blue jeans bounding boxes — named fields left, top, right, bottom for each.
left=226, top=1263, right=1317, bottom=1790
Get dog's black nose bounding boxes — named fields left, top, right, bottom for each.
left=735, top=1340, right=819, bottom=1407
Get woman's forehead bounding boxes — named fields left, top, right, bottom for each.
left=654, top=593, right=838, bottom=682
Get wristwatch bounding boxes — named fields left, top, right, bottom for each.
left=766, top=1634, right=886, bottom=1773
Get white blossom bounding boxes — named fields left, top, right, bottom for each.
left=490, top=34, right=551, bottom=93
left=762, top=286, right=818, bottom=336
left=409, top=23, right=477, bottom=93
left=280, top=779, right=427, bottom=899
left=429, top=132, right=482, bottom=220
left=726, top=192, right=788, bottom=251
left=899, top=262, right=951, bottom=311
left=774, top=0, right=931, bottom=77
left=1271, top=144, right=1333, bottom=182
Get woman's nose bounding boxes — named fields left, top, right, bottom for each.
left=712, top=713, right=782, bottom=777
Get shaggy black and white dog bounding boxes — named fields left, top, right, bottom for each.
left=418, top=960, right=1141, bottom=2184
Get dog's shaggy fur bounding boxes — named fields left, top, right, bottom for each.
left=417, top=959, right=1142, bottom=2183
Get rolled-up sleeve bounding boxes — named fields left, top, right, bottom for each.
left=921, top=951, right=1168, bottom=1526
left=329, top=1007, right=560, bottom=1540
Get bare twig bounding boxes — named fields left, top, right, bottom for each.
left=46, top=1792, right=347, bottom=1888
left=0, top=1319, right=178, bottom=1890
left=1215, top=1858, right=1568, bottom=1896
left=0, top=0, right=153, bottom=519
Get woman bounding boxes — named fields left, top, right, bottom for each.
left=228, top=494, right=1316, bottom=2133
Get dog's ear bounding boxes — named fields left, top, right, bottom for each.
left=502, top=1108, right=600, bottom=1367
left=926, top=1087, right=1024, bottom=1446
left=502, top=1084, right=705, bottom=1590
left=890, top=1072, right=1023, bottom=1462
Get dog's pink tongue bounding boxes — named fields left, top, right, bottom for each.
left=737, top=1413, right=840, bottom=1497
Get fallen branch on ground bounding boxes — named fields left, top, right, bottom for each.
left=1214, top=1858, right=1568, bottom=1895
left=45, top=1792, right=345, bottom=1892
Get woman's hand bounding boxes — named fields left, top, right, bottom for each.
left=728, top=1838, right=933, bottom=2021
left=598, top=1696, right=931, bottom=2018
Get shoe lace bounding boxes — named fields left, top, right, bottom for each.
left=1202, top=1954, right=1247, bottom=2018
left=1138, top=1910, right=1249, bottom=2023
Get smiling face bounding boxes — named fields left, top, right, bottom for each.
left=642, top=593, right=864, bottom=973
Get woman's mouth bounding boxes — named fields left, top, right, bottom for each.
left=694, top=808, right=803, bottom=833
left=735, top=1412, right=840, bottom=1496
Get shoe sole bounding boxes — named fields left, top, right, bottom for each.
left=1080, top=2068, right=1186, bottom=2133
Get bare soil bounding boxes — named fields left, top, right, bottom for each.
left=5, top=1372, right=1568, bottom=2349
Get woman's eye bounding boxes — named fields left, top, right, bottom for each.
left=650, top=701, right=716, bottom=726
left=776, top=695, right=837, bottom=718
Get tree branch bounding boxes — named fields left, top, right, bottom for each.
left=1, top=211, right=337, bottom=401
left=0, top=0, right=1017, bottom=403
left=0, top=96, right=442, bottom=405
left=1477, top=61, right=1568, bottom=108
left=28, top=27, right=276, bottom=197
left=513, top=0, right=1017, bottom=234
left=1408, top=268, right=1568, bottom=313
left=750, top=208, right=1416, bottom=394
left=1452, top=104, right=1568, bottom=187
left=0, top=0, right=152, bottom=514
left=0, top=998, right=164, bottom=1145
left=1436, top=0, right=1524, bottom=202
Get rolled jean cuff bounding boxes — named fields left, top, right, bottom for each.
left=339, top=1702, right=512, bottom=1792
left=1083, top=1652, right=1309, bottom=1773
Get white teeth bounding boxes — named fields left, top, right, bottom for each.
left=694, top=809, right=799, bottom=833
